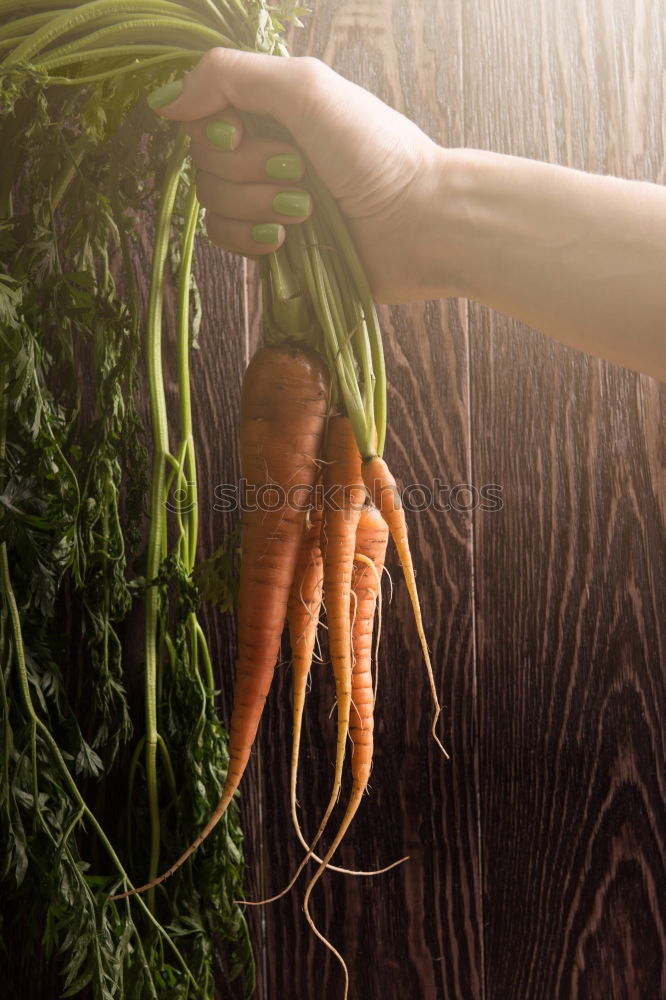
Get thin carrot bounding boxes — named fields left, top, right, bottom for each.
left=282, top=414, right=365, bottom=870
left=302, top=503, right=389, bottom=998
left=282, top=495, right=406, bottom=882
left=286, top=502, right=324, bottom=837
left=348, top=504, right=388, bottom=787
left=318, top=416, right=366, bottom=823
left=111, top=344, right=329, bottom=901
left=362, top=455, right=448, bottom=758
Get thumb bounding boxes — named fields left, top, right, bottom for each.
left=148, top=48, right=318, bottom=136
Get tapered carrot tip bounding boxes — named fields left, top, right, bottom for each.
left=361, top=456, right=449, bottom=759
left=290, top=416, right=364, bottom=865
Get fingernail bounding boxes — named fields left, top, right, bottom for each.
left=147, top=79, right=183, bottom=111
left=272, top=190, right=311, bottom=218
left=205, top=120, right=237, bottom=151
left=265, top=153, right=303, bottom=180
left=251, top=223, right=284, bottom=245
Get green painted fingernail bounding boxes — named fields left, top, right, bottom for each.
left=272, top=190, right=311, bottom=218
left=265, top=153, right=303, bottom=180
left=205, top=120, right=237, bottom=150
left=251, top=223, right=284, bottom=245
left=147, top=79, right=183, bottom=111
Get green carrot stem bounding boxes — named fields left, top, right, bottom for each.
left=29, top=17, right=232, bottom=65
left=302, top=218, right=366, bottom=443
left=163, top=437, right=189, bottom=556
left=0, top=35, right=28, bottom=53
left=55, top=806, right=85, bottom=863
left=176, top=179, right=200, bottom=573
left=194, top=618, right=215, bottom=697
left=0, top=539, right=196, bottom=984
left=144, top=737, right=159, bottom=912
left=2, top=0, right=209, bottom=64
left=317, top=220, right=377, bottom=453
left=128, top=928, right=159, bottom=1000
left=0, top=10, right=55, bottom=43
left=50, top=142, right=85, bottom=211
left=193, top=0, right=240, bottom=40
left=184, top=435, right=198, bottom=570
left=37, top=42, right=191, bottom=72
left=145, top=134, right=187, bottom=731
left=320, top=261, right=375, bottom=455
left=0, top=0, right=79, bottom=12
left=306, top=169, right=387, bottom=454
left=164, top=449, right=184, bottom=474
left=0, top=624, right=10, bottom=806
left=144, top=131, right=188, bottom=891
left=269, top=244, right=301, bottom=302
left=156, top=732, right=178, bottom=803
left=29, top=721, right=40, bottom=833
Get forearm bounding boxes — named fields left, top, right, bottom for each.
left=429, top=148, right=666, bottom=381
left=164, top=51, right=664, bottom=380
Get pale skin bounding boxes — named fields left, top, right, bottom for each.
left=155, top=48, right=665, bottom=383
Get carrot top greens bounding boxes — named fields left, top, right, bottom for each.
left=0, top=65, right=255, bottom=998
left=0, top=1, right=390, bottom=995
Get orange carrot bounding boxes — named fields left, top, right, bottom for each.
left=348, top=504, right=388, bottom=787
left=302, top=503, right=389, bottom=997
left=248, top=493, right=402, bottom=897
left=239, top=481, right=406, bottom=909
left=111, top=344, right=329, bottom=901
left=285, top=414, right=365, bottom=867
left=286, top=496, right=402, bottom=876
left=362, top=455, right=448, bottom=757
left=286, top=503, right=324, bottom=836
left=319, top=417, right=366, bottom=820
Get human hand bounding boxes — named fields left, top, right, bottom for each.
left=148, top=48, right=446, bottom=304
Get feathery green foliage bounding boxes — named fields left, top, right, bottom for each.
left=0, top=1, right=388, bottom=995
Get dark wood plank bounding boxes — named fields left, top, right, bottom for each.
left=8, top=2, right=665, bottom=998
left=243, top=4, right=482, bottom=999
left=460, top=0, right=666, bottom=997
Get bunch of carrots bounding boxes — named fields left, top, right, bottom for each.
left=113, top=340, right=446, bottom=994
left=0, top=0, right=445, bottom=990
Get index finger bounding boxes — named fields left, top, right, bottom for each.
left=147, top=48, right=318, bottom=134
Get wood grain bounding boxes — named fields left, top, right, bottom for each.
left=461, top=1, right=666, bottom=998
left=244, top=1, right=665, bottom=998
left=5, top=1, right=665, bottom=998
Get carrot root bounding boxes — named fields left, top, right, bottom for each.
left=300, top=503, right=390, bottom=995
left=362, top=455, right=449, bottom=759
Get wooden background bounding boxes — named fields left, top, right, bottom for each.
left=6, top=0, right=665, bottom=998
left=223, top=1, right=665, bottom=998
